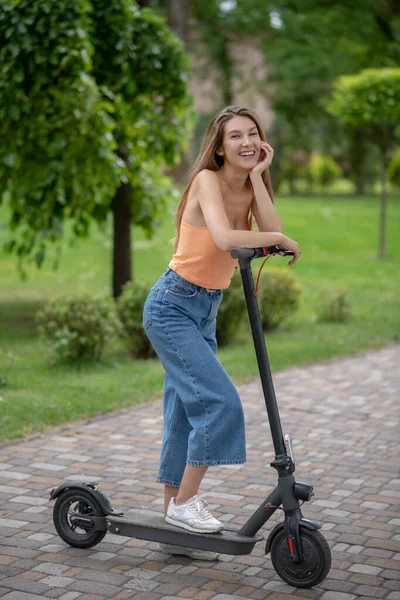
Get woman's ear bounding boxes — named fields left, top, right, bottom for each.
left=216, top=148, right=224, bottom=156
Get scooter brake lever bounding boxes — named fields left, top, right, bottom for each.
left=284, top=434, right=295, bottom=465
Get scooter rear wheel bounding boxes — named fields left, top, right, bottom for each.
left=270, top=528, right=331, bottom=588
left=53, top=488, right=106, bottom=548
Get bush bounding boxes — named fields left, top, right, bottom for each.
left=36, top=294, right=119, bottom=364
left=308, top=154, right=341, bottom=187
left=216, top=271, right=247, bottom=346
left=257, top=267, right=302, bottom=331
left=388, top=148, right=400, bottom=187
left=317, top=288, right=352, bottom=323
left=117, top=281, right=156, bottom=359
left=279, top=150, right=310, bottom=194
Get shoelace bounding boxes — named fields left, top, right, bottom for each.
left=190, top=495, right=213, bottom=519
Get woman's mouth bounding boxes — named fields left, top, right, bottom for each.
left=239, top=150, right=256, bottom=159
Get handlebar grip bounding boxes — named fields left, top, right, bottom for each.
left=230, top=248, right=260, bottom=259
left=264, top=245, right=294, bottom=256
left=231, top=246, right=294, bottom=260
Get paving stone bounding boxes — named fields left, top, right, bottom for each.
left=76, top=569, right=129, bottom=587
left=70, top=579, right=123, bottom=597
left=352, top=585, right=387, bottom=597
left=129, top=594, right=160, bottom=600
left=259, top=594, right=294, bottom=600
left=123, top=578, right=160, bottom=591
left=0, top=346, right=399, bottom=600
left=33, top=563, right=70, bottom=576
left=349, top=564, right=382, bottom=575
left=44, top=590, right=67, bottom=599
left=40, top=575, right=75, bottom=587
left=1, top=594, right=48, bottom=600
left=0, top=576, right=50, bottom=594
left=320, top=593, right=357, bottom=600
left=0, top=519, right=29, bottom=529
left=385, top=580, right=400, bottom=591
left=213, top=595, right=251, bottom=600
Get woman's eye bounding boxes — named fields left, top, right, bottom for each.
left=250, top=132, right=258, bottom=136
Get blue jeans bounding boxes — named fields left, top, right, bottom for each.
left=143, top=268, right=246, bottom=487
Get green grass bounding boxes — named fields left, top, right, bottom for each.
left=1, top=195, right=399, bottom=443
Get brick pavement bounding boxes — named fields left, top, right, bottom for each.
left=0, top=345, right=399, bottom=600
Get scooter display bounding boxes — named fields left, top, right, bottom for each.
left=50, top=246, right=332, bottom=589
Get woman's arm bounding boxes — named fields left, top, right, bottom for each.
left=249, top=141, right=282, bottom=233
left=250, top=172, right=283, bottom=233
left=191, top=170, right=300, bottom=264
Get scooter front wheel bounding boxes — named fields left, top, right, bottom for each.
left=53, top=488, right=106, bottom=548
left=269, top=528, right=331, bottom=588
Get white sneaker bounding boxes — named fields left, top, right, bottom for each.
left=157, top=542, right=220, bottom=560
left=165, top=495, right=224, bottom=533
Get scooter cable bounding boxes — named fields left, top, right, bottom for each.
left=254, top=254, right=272, bottom=296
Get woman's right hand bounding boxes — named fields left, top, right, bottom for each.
left=280, top=235, right=300, bottom=266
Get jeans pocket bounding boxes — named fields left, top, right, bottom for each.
left=164, top=282, right=197, bottom=300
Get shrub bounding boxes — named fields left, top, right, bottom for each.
left=257, top=267, right=302, bottom=331
left=308, top=154, right=341, bottom=187
left=388, top=148, right=400, bottom=187
left=279, top=150, right=310, bottom=193
left=317, top=288, right=352, bottom=323
left=117, top=281, right=156, bottom=359
left=216, top=270, right=247, bottom=346
left=36, top=294, right=119, bottom=364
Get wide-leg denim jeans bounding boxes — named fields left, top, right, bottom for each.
left=143, top=268, right=246, bottom=487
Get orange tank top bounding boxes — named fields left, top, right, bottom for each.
left=169, top=221, right=238, bottom=289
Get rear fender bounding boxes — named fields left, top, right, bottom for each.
left=49, top=481, right=123, bottom=516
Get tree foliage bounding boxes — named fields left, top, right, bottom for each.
left=327, top=67, right=400, bottom=258
left=327, top=68, right=400, bottom=147
left=0, top=0, right=192, bottom=272
left=188, top=0, right=400, bottom=191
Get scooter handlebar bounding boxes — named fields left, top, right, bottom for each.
left=231, top=246, right=294, bottom=260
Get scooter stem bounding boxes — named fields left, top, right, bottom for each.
left=238, top=257, right=286, bottom=457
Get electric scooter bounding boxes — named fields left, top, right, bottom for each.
left=49, top=246, right=332, bottom=589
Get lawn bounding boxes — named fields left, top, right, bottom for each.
left=1, top=195, right=399, bottom=443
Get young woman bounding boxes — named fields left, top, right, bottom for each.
left=143, top=105, right=300, bottom=559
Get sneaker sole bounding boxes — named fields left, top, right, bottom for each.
left=165, top=515, right=224, bottom=534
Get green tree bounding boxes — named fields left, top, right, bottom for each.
left=0, top=0, right=192, bottom=297
left=192, top=0, right=400, bottom=193
left=327, top=68, right=400, bottom=259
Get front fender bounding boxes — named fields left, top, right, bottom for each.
left=49, top=481, right=123, bottom=516
left=265, top=518, right=321, bottom=554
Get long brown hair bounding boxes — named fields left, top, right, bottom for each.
left=172, top=105, right=275, bottom=251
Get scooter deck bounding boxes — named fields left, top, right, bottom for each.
left=106, top=509, right=264, bottom=555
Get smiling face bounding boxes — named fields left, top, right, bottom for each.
left=218, top=115, right=262, bottom=170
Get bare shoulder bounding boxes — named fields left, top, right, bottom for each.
left=192, top=169, right=220, bottom=189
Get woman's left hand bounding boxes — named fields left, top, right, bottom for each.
left=251, top=141, right=274, bottom=175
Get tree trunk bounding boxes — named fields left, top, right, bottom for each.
left=167, top=0, right=190, bottom=44
left=221, top=37, right=234, bottom=106
left=378, top=149, right=388, bottom=260
left=166, top=0, right=191, bottom=183
left=112, top=182, right=132, bottom=298
left=348, top=129, right=367, bottom=196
